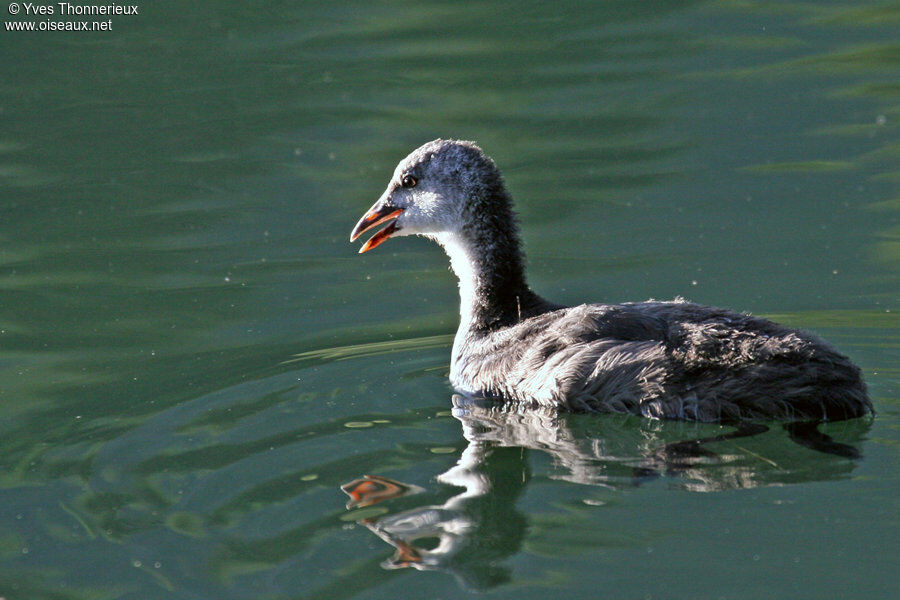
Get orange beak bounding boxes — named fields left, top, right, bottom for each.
left=350, top=203, right=404, bottom=253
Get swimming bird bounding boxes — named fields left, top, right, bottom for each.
left=350, top=139, right=872, bottom=423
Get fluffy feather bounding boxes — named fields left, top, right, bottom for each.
left=356, top=140, right=872, bottom=422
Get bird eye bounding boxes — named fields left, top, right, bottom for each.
left=401, top=174, right=418, bottom=188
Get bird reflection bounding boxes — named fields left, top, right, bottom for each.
left=341, top=475, right=424, bottom=509
left=341, top=395, right=870, bottom=589
left=341, top=434, right=528, bottom=588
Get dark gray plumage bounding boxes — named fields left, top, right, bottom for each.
left=351, top=139, right=872, bottom=422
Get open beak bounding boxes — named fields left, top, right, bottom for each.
left=350, top=203, right=404, bottom=253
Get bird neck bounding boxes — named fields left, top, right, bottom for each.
left=432, top=221, right=547, bottom=334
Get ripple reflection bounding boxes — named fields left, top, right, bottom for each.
left=341, top=394, right=872, bottom=590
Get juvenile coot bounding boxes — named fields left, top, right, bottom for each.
left=350, top=139, right=872, bottom=423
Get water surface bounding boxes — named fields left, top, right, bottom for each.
left=1, top=2, right=898, bottom=599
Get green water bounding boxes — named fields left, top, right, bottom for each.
left=1, top=1, right=898, bottom=598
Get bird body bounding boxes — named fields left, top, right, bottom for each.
left=351, top=139, right=872, bottom=422
left=452, top=299, right=869, bottom=421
